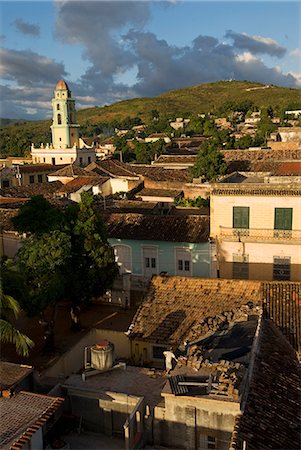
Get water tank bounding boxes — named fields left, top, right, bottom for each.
left=90, top=340, right=114, bottom=370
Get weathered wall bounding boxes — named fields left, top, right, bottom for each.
left=267, top=141, right=300, bottom=151
left=109, top=238, right=211, bottom=278
left=155, top=394, right=240, bottom=450
left=42, top=328, right=130, bottom=379
left=222, top=148, right=301, bottom=162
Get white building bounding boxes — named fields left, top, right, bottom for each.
left=31, top=80, right=97, bottom=166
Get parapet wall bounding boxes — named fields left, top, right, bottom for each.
left=222, top=148, right=301, bottom=162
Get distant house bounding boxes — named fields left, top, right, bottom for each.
left=86, top=160, right=141, bottom=195
left=210, top=177, right=301, bottom=281
left=145, top=133, right=171, bottom=144
left=169, top=118, right=190, bottom=130
left=0, top=164, right=64, bottom=188
left=55, top=175, right=110, bottom=202
left=136, top=187, right=183, bottom=203
left=104, top=213, right=210, bottom=280
left=152, top=155, right=197, bottom=169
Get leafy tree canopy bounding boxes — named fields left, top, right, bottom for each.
left=192, top=141, right=227, bottom=181
left=12, top=195, right=64, bottom=235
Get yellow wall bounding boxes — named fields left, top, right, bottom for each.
left=211, top=193, right=301, bottom=237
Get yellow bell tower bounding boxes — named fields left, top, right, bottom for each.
left=50, top=80, right=80, bottom=149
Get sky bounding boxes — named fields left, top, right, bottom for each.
left=0, top=0, right=300, bottom=120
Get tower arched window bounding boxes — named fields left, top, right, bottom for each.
left=56, top=104, right=60, bottom=110
left=57, top=114, right=62, bottom=125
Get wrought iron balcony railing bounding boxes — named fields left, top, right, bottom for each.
left=219, top=227, right=301, bottom=242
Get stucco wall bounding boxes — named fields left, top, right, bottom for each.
left=211, top=194, right=301, bottom=237
left=156, top=394, right=240, bottom=450
left=109, top=238, right=210, bottom=278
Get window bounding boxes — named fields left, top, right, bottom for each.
left=143, top=247, right=158, bottom=276
left=52, top=157, right=55, bottom=165
left=273, top=257, right=291, bottom=281
left=56, top=104, right=60, bottom=110
left=207, top=436, right=216, bottom=450
left=274, top=208, right=292, bottom=231
left=152, top=346, right=167, bottom=360
left=176, top=248, right=192, bottom=276
left=145, top=257, right=156, bottom=268
left=37, top=175, right=43, bottom=183
left=79, top=157, right=83, bottom=166
left=43, top=157, right=46, bottom=163
left=29, top=175, right=35, bottom=184
left=233, top=254, right=249, bottom=279
left=233, top=206, right=250, bottom=229
left=88, top=156, right=91, bottom=164
left=2, top=180, right=9, bottom=188
left=57, top=114, right=62, bottom=125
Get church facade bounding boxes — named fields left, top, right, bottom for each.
left=31, top=80, right=96, bottom=166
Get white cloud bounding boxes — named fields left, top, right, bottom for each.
left=290, top=48, right=301, bottom=58
left=235, top=52, right=258, bottom=63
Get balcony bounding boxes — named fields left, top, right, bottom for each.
left=219, top=227, right=301, bottom=243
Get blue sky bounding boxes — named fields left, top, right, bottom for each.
left=0, top=1, right=300, bottom=119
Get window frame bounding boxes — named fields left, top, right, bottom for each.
left=233, top=206, right=250, bottom=229
left=273, top=256, right=291, bottom=281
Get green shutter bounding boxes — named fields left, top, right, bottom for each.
left=233, top=207, right=249, bottom=229
left=274, top=208, right=292, bottom=230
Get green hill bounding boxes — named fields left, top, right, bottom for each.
left=1, top=80, right=300, bottom=157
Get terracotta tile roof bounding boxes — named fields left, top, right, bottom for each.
left=0, top=391, right=64, bottom=449
left=57, top=175, right=109, bottom=194
left=0, top=181, right=63, bottom=198
left=153, top=155, right=197, bottom=165
left=104, top=213, right=209, bottom=243
left=127, top=276, right=262, bottom=346
left=262, top=282, right=301, bottom=354
left=0, top=362, right=33, bottom=390
left=88, top=160, right=138, bottom=178
left=0, top=197, right=29, bottom=207
left=18, top=164, right=65, bottom=174
left=50, top=165, right=88, bottom=177
left=109, top=200, right=159, bottom=213
left=231, top=319, right=301, bottom=450
left=137, top=188, right=183, bottom=198
left=129, top=165, right=190, bottom=182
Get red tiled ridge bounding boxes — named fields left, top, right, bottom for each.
left=262, top=282, right=301, bottom=354
left=231, top=320, right=301, bottom=449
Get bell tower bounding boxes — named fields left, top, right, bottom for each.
left=50, top=79, right=80, bottom=148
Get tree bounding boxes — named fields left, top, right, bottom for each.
left=192, top=142, right=227, bottom=181
left=12, top=195, right=64, bottom=235
left=0, top=289, right=34, bottom=357
left=64, top=192, right=118, bottom=307
left=17, top=230, right=71, bottom=351
left=14, top=193, right=118, bottom=346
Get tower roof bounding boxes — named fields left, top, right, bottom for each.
left=55, top=79, right=70, bottom=91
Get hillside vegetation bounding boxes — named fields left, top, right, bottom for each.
left=1, top=80, right=300, bottom=157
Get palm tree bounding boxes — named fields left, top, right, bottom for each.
left=0, top=290, right=34, bottom=357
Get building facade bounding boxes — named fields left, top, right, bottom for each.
left=210, top=183, right=301, bottom=281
